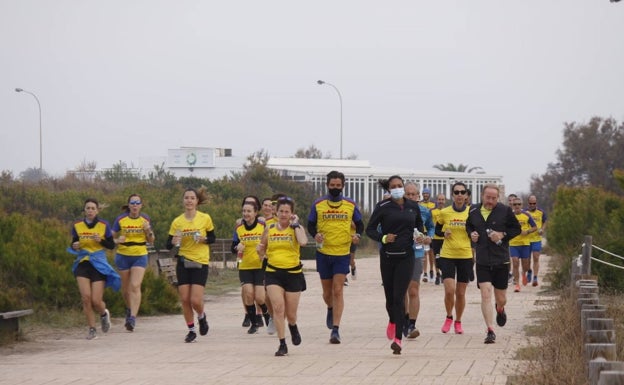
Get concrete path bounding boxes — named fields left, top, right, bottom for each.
left=0, top=255, right=554, bottom=385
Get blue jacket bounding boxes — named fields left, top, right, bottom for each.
left=413, top=203, right=435, bottom=258
left=68, top=248, right=121, bottom=291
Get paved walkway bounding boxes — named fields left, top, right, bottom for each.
left=0, top=255, right=555, bottom=385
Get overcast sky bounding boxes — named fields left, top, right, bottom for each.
left=2, top=0, right=623, bottom=194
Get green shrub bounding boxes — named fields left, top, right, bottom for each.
left=547, top=186, right=624, bottom=290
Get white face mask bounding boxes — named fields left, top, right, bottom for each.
left=390, top=187, right=405, bottom=200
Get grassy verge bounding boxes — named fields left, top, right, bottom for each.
left=206, top=267, right=241, bottom=296
left=510, top=288, right=624, bottom=385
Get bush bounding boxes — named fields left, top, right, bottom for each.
left=547, top=186, right=624, bottom=290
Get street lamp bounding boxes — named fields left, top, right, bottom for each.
left=15, top=88, right=43, bottom=172
left=317, top=80, right=343, bottom=159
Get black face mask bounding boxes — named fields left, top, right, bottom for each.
left=328, top=188, right=342, bottom=198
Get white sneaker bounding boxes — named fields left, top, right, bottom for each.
left=86, top=327, right=97, bottom=340
left=267, top=317, right=276, bottom=335
left=101, top=309, right=111, bottom=333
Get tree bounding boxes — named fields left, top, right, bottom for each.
left=244, top=149, right=271, bottom=169
left=100, top=160, right=141, bottom=184
left=68, top=159, right=98, bottom=181
left=146, top=162, right=177, bottom=187
left=432, top=163, right=484, bottom=173
left=19, top=167, right=48, bottom=182
left=293, top=145, right=326, bottom=159
left=530, top=117, right=624, bottom=212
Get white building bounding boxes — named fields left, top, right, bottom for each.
left=139, top=147, right=504, bottom=213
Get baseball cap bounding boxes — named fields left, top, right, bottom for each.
left=422, top=188, right=431, bottom=194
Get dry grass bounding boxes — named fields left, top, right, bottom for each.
left=509, top=290, right=587, bottom=385
left=510, top=290, right=624, bottom=385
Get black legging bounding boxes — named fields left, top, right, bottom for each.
left=379, top=252, right=415, bottom=340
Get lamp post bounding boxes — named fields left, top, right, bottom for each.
left=317, top=80, right=343, bottom=159
left=15, top=88, right=43, bottom=172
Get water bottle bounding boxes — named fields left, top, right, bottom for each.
left=486, top=229, right=502, bottom=246
left=413, top=228, right=424, bottom=250
left=193, top=231, right=201, bottom=243
left=174, top=230, right=182, bottom=247
left=316, top=233, right=323, bottom=250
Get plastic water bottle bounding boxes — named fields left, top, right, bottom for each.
left=193, top=231, right=201, bottom=243
left=486, top=229, right=502, bottom=246
left=174, top=230, right=182, bottom=247
left=316, top=233, right=323, bottom=249
left=414, top=228, right=424, bottom=250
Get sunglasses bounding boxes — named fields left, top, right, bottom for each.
left=528, top=202, right=537, bottom=205
left=277, top=197, right=293, bottom=203
left=513, top=203, right=522, bottom=206
left=453, top=190, right=467, bottom=195
left=129, top=200, right=142, bottom=205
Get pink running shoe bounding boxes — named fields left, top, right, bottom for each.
left=386, top=322, right=396, bottom=340
left=391, top=338, right=402, bottom=355
left=441, top=317, right=453, bottom=333
left=454, top=321, right=464, bottom=334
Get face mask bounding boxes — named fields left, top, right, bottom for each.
left=390, top=187, right=405, bottom=200
left=328, top=188, right=342, bottom=198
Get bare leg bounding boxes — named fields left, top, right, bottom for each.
left=479, top=281, right=495, bottom=329
left=443, top=278, right=456, bottom=316
left=454, top=282, right=467, bottom=321
left=267, top=285, right=286, bottom=339
left=127, top=266, right=145, bottom=317
left=77, top=277, right=96, bottom=328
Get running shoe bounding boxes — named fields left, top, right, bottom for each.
left=495, top=305, right=507, bottom=327
left=386, top=322, right=396, bottom=340
left=514, top=284, right=520, bottom=293
left=484, top=330, right=496, bottom=344
left=256, top=314, right=264, bottom=327
left=125, top=316, right=135, bottom=332
left=289, top=324, right=302, bottom=346
left=344, top=278, right=349, bottom=286
left=330, top=329, right=341, bottom=344
left=267, top=317, right=276, bottom=335
left=101, top=309, right=111, bottom=333
left=199, top=315, right=209, bottom=336
left=429, top=270, right=434, bottom=280
left=522, top=273, right=528, bottom=286
left=391, top=338, right=402, bottom=355
left=263, top=312, right=271, bottom=327
left=184, top=331, right=197, bottom=343
left=407, top=326, right=420, bottom=339
left=326, top=308, right=333, bottom=329
left=435, top=275, right=441, bottom=285
left=454, top=321, right=463, bottom=334
left=532, top=277, right=539, bottom=287
left=275, top=344, right=288, bottom=356
left=422, top=273, right=428, bottom=283
left=86, top=327, right=97, bottom=340
left=247, top=324, right=259, bottom=334
left=242, top=313, right=251, bottom=327
left=441, top=317, right=453, bottom=333
left=526, top=270, right=533, bottom=284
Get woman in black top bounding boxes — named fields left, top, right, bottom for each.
left=366, top=175, right=424, bottom=355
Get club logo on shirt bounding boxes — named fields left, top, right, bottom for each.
left=322, top=209, right=349, bottom=221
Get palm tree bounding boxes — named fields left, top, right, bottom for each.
left=432, top=163, right=485, bottom=174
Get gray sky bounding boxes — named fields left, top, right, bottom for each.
left=2, top=0, right=623, bottom=194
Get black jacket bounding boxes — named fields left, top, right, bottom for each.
left=365, top=198, right=424, bottom=257
left=465, top=203, right=521, bottom=266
